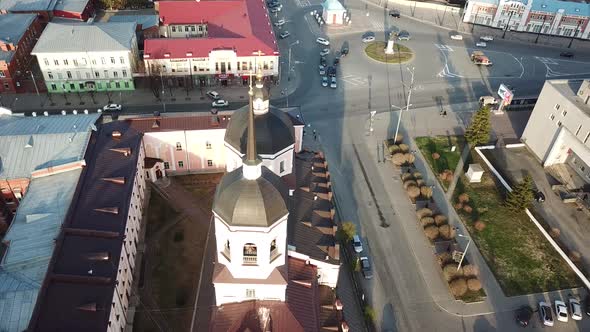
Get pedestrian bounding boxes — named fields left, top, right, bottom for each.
left=443, top=110, right=447, bottom=118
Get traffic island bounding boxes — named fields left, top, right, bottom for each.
left=364, top=42, right=413, bottom=64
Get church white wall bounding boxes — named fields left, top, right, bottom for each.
left=225, top=143, right=294, bottom=177
left=214, top=283, right=287, bottom=305
left=288, top=250, right=340, bottom=288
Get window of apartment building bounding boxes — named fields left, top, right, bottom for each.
left=280, top=160, right=285, bottom=173
left=85, top=72, right=91, bottom=79
left=246, top=289, right=255, bottom=298
left=557, top=121, right=562, bottom=127
left=178, top=161, right=184, bottom=168
left=81, top=58, right=87, bottom=65
left=199, top=25, right=203, bottom=32
left=79, top=83, right=84, bottom=89
left=44, top=58, right=49, bottom=66
left=69, top=83, right=75, bottom=90
left=47, top=72, right=54, bottom=79
left=120, top=56, right=125, bottom=64
left=113, top=71, right=118, bottom=78
left=176, top=142, right=182, bottom=151
left=115, top=82, right=120, bottom=88
left=172, top=26, right=177, bottom=32
left=269, top=61, right=274, bottom=70
left=73, top=59, right=78, bottom=66
left=164, top=162, right=170, bottom=169
left=207, top=160, right=213, bottom=167
left=122, top=70, right=127, bottom=77
left=585, top=132, right=590, bottom=144
left=554, top=103, right=560, bottom=111
left=549, top=114, right=555, bottom=121
left=124, top=82, right=129, bottom=88
left=215, top=62, right=219, bottom=71
left=101, top=57, right=106, bottom=64
left=57, top=73, right=63, bottom=79
left=263, top=62, right=268, bottom=70
left=91, top=59, right=97, bottom=65
left=242, top=61, right=248, bottom=71
left=106, top=82, right=111, bottom=89
left=63, top=59, right=68, bottom=65
left=95, top=71, right=100, bottom=78
left=185, top=26, right=189, bottom=32
left=228, top=62, right=231, bottom=71
left=51, top=83, right=57, bottom=90
left=576, top=125, right=582, bottom=136
left=191, top=26, right=196, bottom=31
left=206, top=141, right=212, bottom=149
left=0, top=71, right=4, bottom=78
left=3, top=83, right=8, bottom=90
left=104, top=70, right=109, bottom=78
left=54, top=59, right=59, bottom=65
left=97, top=82, right=102, bottom=89
left=561, top=110, right=567, bottom=116
left=111, top=57, right=116, bottom=64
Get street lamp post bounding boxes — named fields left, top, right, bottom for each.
left=391, top=67, right=415, bottom=143
left=286, top=40, right=299, bottom=109
left=568, top=19, right=583, bottom=48
left=457, top=233, right=472, bottom=272
left=535, top=15, right=548, bottom=44
left=159, top=70, right=166, bottom=113
left=26, top=70, right=41, bottom=106
left=502, top=11, right=515, bottom=39
left=471, top=11, right=479, bottom=33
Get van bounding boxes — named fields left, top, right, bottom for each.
left=206, top=91, right=220, bottom=100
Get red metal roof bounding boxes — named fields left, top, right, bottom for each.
left=126, top=115, right=231, bottom=132
left=146, top=0, right=278, bottom=59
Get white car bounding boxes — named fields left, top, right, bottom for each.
left=330, top=76, right=337, bottom=89
left=352, top=234, right=363, bottom=253
left=539, top=302, right=554, bottom=326
left=322, top=76, right=328, bottom=87
left=480, top=35, right=494, bottom=41
left=362, top=36, right=375, bottom=43
left=569, top=298, right=583, bottom=321
left=206, top=90, right=220, bottom=99
left=274, top=19, right=285, bottom=27
left=270, top=5, right=281, bottom=12
left=212, top=99, right=229, bottom=108
left=450, top=34, right=463, bottom=40
left=475, top=41, right=487, bottom=48
left=316, top=37, right=330, bottom=46
left=320, top=48, right=330, bottom=56
left=103, top=104, right=121, bottom=112
left=555, top=300, right=568, bottom=323
left=279, top=31, right=290, bottom=39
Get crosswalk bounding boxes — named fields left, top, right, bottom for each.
left=535, top=56, right=558, bottom=65
left=434, top=44, right=454, bottom=52
left=294, top=0, right=311, bottom=7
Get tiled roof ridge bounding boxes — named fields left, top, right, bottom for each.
left=95, top=22, right=136, bottom=49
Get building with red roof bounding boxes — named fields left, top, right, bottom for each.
left=144, top=0, right=280, bottom=87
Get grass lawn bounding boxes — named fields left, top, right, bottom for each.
left=365, top=42, right=413, bottom=63
left=458, top=289, right=486, bottom=303
left=415, top=136, right=466, bottom=191
left=453, top=153, right=581, bottom=296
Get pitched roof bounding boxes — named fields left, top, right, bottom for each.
left=323, top=0, right=345, bottom=11
left=108, top=14, right=159, bottom=29
left=209, top=300, right=304, bottom=332
left=0, top=114, right=99, bottom=180
left=144, top=0, right=278, bottom=59
left=127, top=114, right=231, bottom=132
left=32, top=22, right=136, bottom=53
left=0, top=169, right=83, bottom=332
left=28, top=121, right=143, bottom=331
left=0, top=14, right=37, bottom=63
left=0, top=0, right=55, bottom=12
left=53, top=0, right=91, bottom=13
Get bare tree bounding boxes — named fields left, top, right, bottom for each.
left=148, top=65, right=162, bottom=101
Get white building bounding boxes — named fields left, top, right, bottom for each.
left=32, top=22, right=139, bottom=93
left=322, top=0, right=348, bottom=25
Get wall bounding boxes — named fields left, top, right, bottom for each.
left=214, top=282, right=286, bottom=305
left=225, top=143, right=295, bottom=177
left=288, top=250, right=340, bottom=288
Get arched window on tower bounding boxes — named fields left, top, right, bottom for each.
left=270, top=239, right=279, bottom=262
left=243, top=243, right=257, bottom=264
left=223, top=240, right=231, bottom=261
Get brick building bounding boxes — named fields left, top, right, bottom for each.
left=0, top=0, right=94, bottom=23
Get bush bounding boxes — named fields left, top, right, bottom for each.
left=364, top=305, right=377, bottom=323
left=424, top=225, right=440, bottom=241
left=401, top=173, right=414, bottom=181
left=434, top=214, right=448, bottom=226
left=440, top=169, right=454, bottom=181
left=463, top=264, right=480, bottom=277
left=449, top=278, right=468, bottom=297
left=549, top=227, right=561, bottom=238
left=437, top=252, right=453, bottom=266
left=399, top=143, right=410, bottom=153
left=390, top=134, right=403, bottom=145
left=467, top=278, right=482, bottom=291
left=421, top=217, right=435, bottom=227
left=439, top=224, right=456, bottom=240
left=442, top=263, right=463, bottom=281
left=416, top=208, right=433, bottom=219
left=420, top=186, right=433, bottom=199
left=458, top=193, right=470, bottom=203
left=432, top=152, right=440, bottom=160
left=339, top=221, right=356, bottom=242
left=391, top=153, right=405, bottom=166
left=463, top=205, right=473, bottom=213
left=416, top=179, right=425, bottom=187
left=413, top=171, right=423, bottom=179
left=403, top=179, right=417, bottom=189
left=569, top=251, right=582, bottom=263
left=454, top=202, right=463, bottom=210
left=405, top=153, right=416, bottom=164
left=407, top=185, right=421, bottom=199
left=474, top=221, right=486, bottom=231
left=388, top=144, right=401, bottom=155
left=350, top=257, right=360, bottom=272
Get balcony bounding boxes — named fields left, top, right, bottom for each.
left=270, top=249, right=281, bottom=263
left=243, top=255, right=257, bottom=265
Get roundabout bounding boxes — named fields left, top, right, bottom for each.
left=364, top=41, right=414, bottom=64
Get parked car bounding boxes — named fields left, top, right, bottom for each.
left=266, top=0, right=278, bottom=4
left=362, top=35, right=375, bottom=43
left=206, top=91, right=220, bottom=100
left=274, top=19, right=285, bottom=27
left=333, top=56, right=340, bottom=66
left=212, top=99, right=229, bottom=108
left=103, top=104, right=122, bottom=112
left=569, top=297, right=583, bottom=321
left=480, top=35, right=494, bottom=41
left=451, top=34, right=463, bottom=40
left=534, top=191, right=545, bottom=202
left=316, top=37, right=330, bottom=45
left=320, top=48, right=330, bottom=56
left=279, top=31, right=290, bottom=39
left=398, top=30, right=411, bottom=40
left=555, top=300, right=569, bottom=322
left=268, top=1, right=280, bottom=8
left=585, top=295, right=590, bottom=316
left=475, top=41, right=487, bottom=48
left=539, top=302, right=554, bottom=326
left=330, top=76, right=337, bottom=89
left=322, top=76, right=328, bottom=87
left=320, top=56, right=327, bottom=67
left=352, top=234, right=363, bottom=253
left=341, top=45, right=349, bottom=56
left=360, top=256, right=373, bottom=279
left=560, top=51, right=574, bottom=58
left=327, top=66, right=336, bottom=77
left=270, top=5, right=282, bottom=12
left=319, top=65, right=326, bottom=75
left=389, top=9, right=400, bottom=18
left=515, top=305, right=533, bottom=327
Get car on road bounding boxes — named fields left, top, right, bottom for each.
left=274, top=19, right=285, bottom=27
left=560, top=51, right=574, bottom=58
left=319, top=65, right=326, bottom=75
left=475, top=41, right=487, bottom=48
left=398, top=30, right=411, bottom=40
left=555, top=300, right=568, bottom=322
left=279, top=31, right=290, bottom=39
left=389, top=9, right=400, bottom=18
left=585, top=295, right=590, bottom=316
left=362, top=35, right=375, bottom=43
left=212, top=99, right=229, bottom=108
left=322, top=76, right=328, bottom=87
left=341, top=45, right=349, bottom=56
left=360, top=256, right=373, bottom=279
left=316, top=37, right=330, bottom=45
left=480, top=35, right=494, bottom=41
left=320, top=48, right=330, bottom=56
left=206, top=90, right=220, bottom=100
left=451, top=34, right=463, bottom=40
left=352, top=234, right=363, bottom=253
left=569, top=297, right=583, bottom=321
left=515, top=305, right=533, bottom=327
left=270, top=5, right=281, bottom=12
left=103, top=104, right=122, bottom=112
left=539, top=302, right=554, bottom=326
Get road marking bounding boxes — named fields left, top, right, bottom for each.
left=294, top=0, right=311, bottom=7
left=304, top=15, right=321, bottom=35
left=535, top=56, right=558, bottom=65
left=341, top=75, right=369, bottom=86
left=434, top=44, right=454, bottom=52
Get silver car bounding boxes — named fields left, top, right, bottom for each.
left=330, top=76, right=337, bottom=89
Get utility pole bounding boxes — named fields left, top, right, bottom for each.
left=457, top=234, right=472, bottom=271
left=568, top=19, right=583, bottom=48
left=502, top=11, right=515, bottom=39
left=535, top=15, right=548, bottom=44
left=471, top=10, right=479, bottom=32
left=392, top=67, right=415, bottom=143
left=159, top=69, right=166, bottom=113
left=27, top=70, right=41, bottom=106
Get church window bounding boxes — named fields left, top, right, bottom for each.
left=223, top=240, right=231, bottom=260
left=208, top=160, right=213, bottom=167
left=280, top=161, right=285, bottom=173
left=243, top=243, right=257, bottom=264
left=164, top=162, right=170, bottom=169
left=176, top=142, right=182, bottom=151
left=178, top=161, right=184, bottom=168
left=206, top=141, right=212, bottom=149
left=246, top=289, right=256, bottom=298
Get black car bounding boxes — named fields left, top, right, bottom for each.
left=268, top=1, right=280, bottom=8
left=586, top=295, right=590, bottom=316
left=560, top=51, right=574, bottom=58
left=320, top=56, right=327, bottom=67
left=389, top=9, right=400, bottom=18
left=333, top=57, right=340, bottom=66
left=360, top=257, right=373, bottom=279
left=534, top=191, right=545, bottom=203
left=327, top=66, right=336, bottom=77
left=341, top=47, right=349, bottom=56
left=515, top=305, right=533, bottom=327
